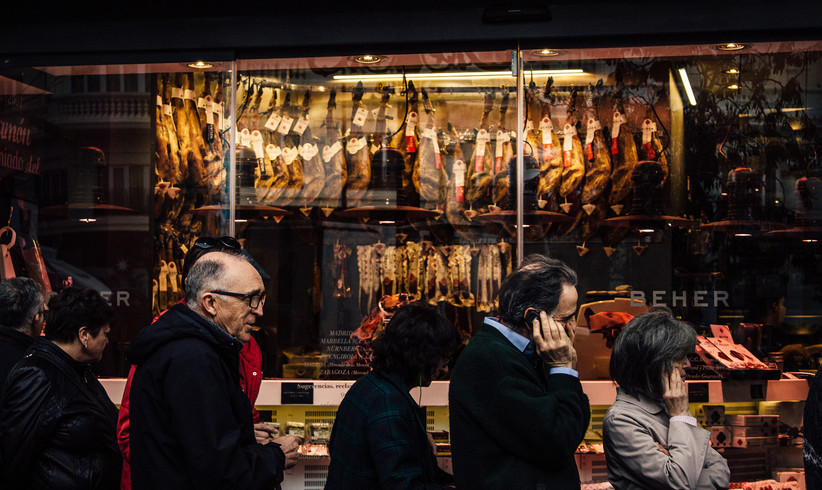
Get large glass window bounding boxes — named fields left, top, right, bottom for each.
left=1, top=41, right=820, bottom=380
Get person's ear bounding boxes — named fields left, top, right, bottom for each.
left=201, top=293, right=219, bottom=317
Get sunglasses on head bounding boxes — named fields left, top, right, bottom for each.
left=193, top=236, right=241, bottom=251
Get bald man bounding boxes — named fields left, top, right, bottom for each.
left=127, top=252, right=299, bottom=490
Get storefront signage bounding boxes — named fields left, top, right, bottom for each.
left=630, top=290, right=729, bottom=308
left=281, top=382, right=314, bottom=404
left=0, top=96, right=41, bottom=175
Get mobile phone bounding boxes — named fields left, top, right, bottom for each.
left=525, top=310, right=539, bottom=325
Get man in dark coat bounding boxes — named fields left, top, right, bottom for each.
left=0, top=277, right=45, bottom=403
left=127, top=252, right=299, bottom=490
left=449, top=255, right=590, bottom=489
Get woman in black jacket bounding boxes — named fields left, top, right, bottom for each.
left=0, top=288, right=121, bottom=490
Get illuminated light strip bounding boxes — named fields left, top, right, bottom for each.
left=739, top=107, right=811, bottom=118
left=331, top=69, right=583, bottom=82
left=678, top=68, right=697, bottom=106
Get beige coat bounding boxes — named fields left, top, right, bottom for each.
left=603, top=389, right=730, bottom=489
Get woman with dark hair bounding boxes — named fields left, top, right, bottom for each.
left=603, top=310, right=730, bottom=489
left=326, top=302, right=460, bottom=489
left=0, top=287, right=121, bottom=490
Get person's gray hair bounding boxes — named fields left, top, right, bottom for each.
left=609, top=309, right=697, bottom=398
left=497, top=254, right=577, bottom=332
left=184, top=253, right=249, bottom=308
left=0, top=277, right=43, bottom=332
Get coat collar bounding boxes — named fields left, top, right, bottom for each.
left=615, top=387, right=666, bottom=415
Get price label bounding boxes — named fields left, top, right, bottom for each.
left=346, top=136, right=367, bottom=155
left=250, top=130, right=264, bottom=159
left=277, top=115, right=294, bottom=135
left=293, top=116, right=309, bottom=135
left=265, top=113, right=283, bottom=132
left=563, top=124, right=576, bottom=168
left=282, top=146, right=299, bottom=165
left=299, top=143, right=319, bottom=160
left=239, top=128, right=252, bottom=147
left=266, top=144, right=282, bottom=161
left=453, top=160, right=466, bottom=202
left=352, top=106, right=368, bottom=127
left=322, top=141, right=342, bottom=162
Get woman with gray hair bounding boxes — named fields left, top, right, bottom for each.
left=603, top=310, right=730, bottom=489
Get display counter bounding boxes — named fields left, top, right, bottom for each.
left=101, top=377, right=808, bottom=407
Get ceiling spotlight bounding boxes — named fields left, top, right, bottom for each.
left=637, top=228, right=656, bottom=234
left=734, top=233, right=753, bottom=237
left=727, top=84, right=740, bottom=90
left=351, top=55, right=383, bottom=64
left=715, top=43, right=747, bottom=51
left=187, top=61, right=214, bottom=69
left=530, top=49, right=565, bottom=57
left=802, top=239, right=818, bottom=243
left=725, top=68, right=740, bottom=74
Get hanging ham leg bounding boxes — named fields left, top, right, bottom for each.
left=417, top=88, right=447, bottom=208
left=320, top=90, right=346, bottom=209
left=345, top=82, right=371, bottom=205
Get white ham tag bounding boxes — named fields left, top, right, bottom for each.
left=184, top=89, right=196, bottom=101
left=156, top=95, right=163, bottom=107
left=170, top=87, right=183, bottom=99
left=205, top=102, right=214, bottom=125
left=563, top=124, right=576, bottom=168
left=352, top=106, right=368, bottom=127
left=239, top=128, right=252, bottom=147
left=642, top=119, right=656, bottom=144
left=266, top=144, right=281, bottom=161
left=453, top=160, right=466, bottom=202
left=293, top=116, right=309, bottom=135
left=475, top=129, right=490, bottom=170
left=282, top=147, right=299, bottom=165
left=250, top=130, right=264, bottom=159
left=163, top=104, right=172, bottom=117
left=265, top=113, right=282, bottom=132
left=611, top=111, right=623, bottom=155
left=346, top=136, right=367, bottom=155
left=277, top=115, right=294, bottom=135
left=197, top=97, right=207, bottom=109
left=322, top=141, right=342, bottom=162
left=539, top=117, right=553, bottom=133
left=422, top=128, right=437, bottom=140
left=217, top=102, right=224, bottom=130
left=525, top=120, right=534, bottom=132
left=299, top=143, right=319, bottom=160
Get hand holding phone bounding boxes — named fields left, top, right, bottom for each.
left=662, top=367, right=690, bottom=417
left=529, top=310, right=577, bottom=369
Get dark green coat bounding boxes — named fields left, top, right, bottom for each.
left=449, top=323, right=590, bottom=489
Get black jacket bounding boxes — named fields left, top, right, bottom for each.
left=0, top=325, right=35, bottom=406
left=0, top=338, right=122, bottom=490
left=127, top=303, right=285, bottom=490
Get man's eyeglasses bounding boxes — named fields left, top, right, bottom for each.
left=194, top=236, right=241, bottom=251
left=210, top=290, right=266, bottom=308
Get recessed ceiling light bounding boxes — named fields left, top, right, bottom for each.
left=802, top=239, right=818, bottom=243
left=530, top=49, right=565, bottom=57
left=727, top=84, right=740, bottom=90
left=734, top=233, right=753, bottom=237
left=725, top=68, right=740, bottom=74
left=715, top=43, right=747, bottom=51
left=351, top=55, right=384, bottom=64
left=637, top=228, right=656, bottom=234
left=187, top=61, right=214, bottom=69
